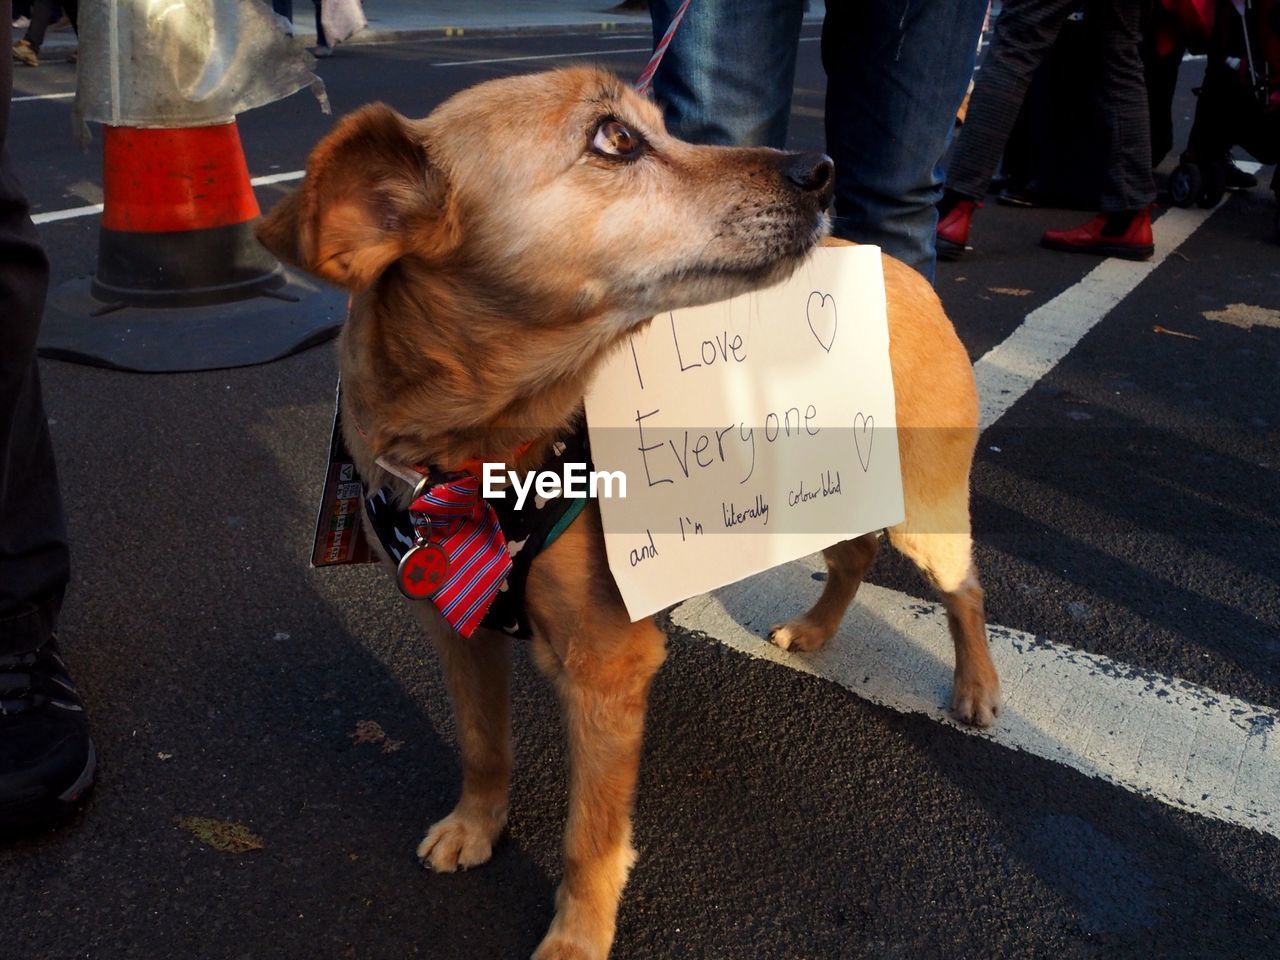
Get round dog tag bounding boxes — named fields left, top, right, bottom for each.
left=397, top=543, right=450, bottom=600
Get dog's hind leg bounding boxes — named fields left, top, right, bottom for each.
left=416, top=617, right=513, bottom=873
left=886, top=498, right=1000, bottom=728
left=768, top=532, right=880, bottom=652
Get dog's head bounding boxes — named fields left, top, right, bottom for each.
left=257, top=66, right=833, bottom=327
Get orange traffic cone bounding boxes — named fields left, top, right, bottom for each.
left=40, top=119, right=343, bottom=372
left=91, top=122, right=284, bottom=306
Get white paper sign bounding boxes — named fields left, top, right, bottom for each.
left=584, top=245, right=904, bottom=621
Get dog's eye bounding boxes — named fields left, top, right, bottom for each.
left=591, top=119, right=644, bottom=159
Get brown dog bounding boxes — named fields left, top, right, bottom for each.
left=257, top=66, right=999, bottom=960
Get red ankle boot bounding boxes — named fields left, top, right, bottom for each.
left=936, top=198, right=980, bottom=261
left=1041, top=208, right=1154, bottom=261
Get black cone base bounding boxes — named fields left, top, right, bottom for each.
left=91, top=222, right=287, bottom=308
left=38, top=270, right=347, bottom=373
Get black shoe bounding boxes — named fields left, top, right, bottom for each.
left=0, top=636, right=96, bottom=831
left=1224, top=160, right=1258, bottom=192
left=996, top=185, right=1039, bottom=208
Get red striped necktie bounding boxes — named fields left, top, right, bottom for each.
left=397, top=475, right=512, bottom=638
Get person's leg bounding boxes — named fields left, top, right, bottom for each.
left=0, top=2, right=64, bottom=645
left=313, top=0, right=329, bottom=50
left=943, top=0, right=1088, bottom=202
left=822, top=0, right=989, bottom=279
left=1143, top=25, right=1182, bottom=168
left=1, top=1, right=93, bottom=830
left=18, top=0, right=50, bottom=52
left=1038, top=0, right=1155, bottom=259
left=649, top=0, right=804, bottom=148
left=1089, top=0, right=1155, bottom=212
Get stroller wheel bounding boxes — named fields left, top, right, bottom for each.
left=1170, top=163, right=1201, bottom=207
left=1197, top=162, right=1227, bottom=208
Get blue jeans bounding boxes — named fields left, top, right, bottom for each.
left=651, top=0, right=988, bottom=282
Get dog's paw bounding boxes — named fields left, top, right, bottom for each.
left=531, top=934, right=601, bottom=960
left=951, top=671, right=1001, bottom=728
left=768, top=617, right=832, bottom=653
left=416, top=807, right=504, bottom=873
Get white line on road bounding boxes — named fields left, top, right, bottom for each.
left=25, top=34, right=831, bottom=223
left=672, top=570, right=1280, bottom=840
left=975, top=204, right=1215, bottom=430
left=431, top=36, right=818, bottom=68
left=31, top=170, right=305, bottom=225
left=249, top=170, right=306, bottom=186
left=32, top=202, right=103, bottom=225
left=26, top=30, right=826, bottom=222
left=432, top=47, right=650, bottom=67
left=11, top=91, right=74, bottom=102
left=671, top=195, right=1280, bottom=838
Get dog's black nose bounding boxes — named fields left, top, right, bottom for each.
left=784, top=152, right=835, bottom=201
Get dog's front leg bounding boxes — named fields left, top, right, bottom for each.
left=416, top=612, right=513, bottom=872
left=529, top=617, right=667, bottom=960
left=769, top=531, right=881, bottom=651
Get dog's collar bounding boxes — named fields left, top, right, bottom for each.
left=347, top=411, right=532, bottom=637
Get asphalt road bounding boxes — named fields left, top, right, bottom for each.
left=4, top=28, right=1279, bottom=960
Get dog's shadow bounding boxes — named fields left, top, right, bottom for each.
left=642, top=558, right=1280, bottom=955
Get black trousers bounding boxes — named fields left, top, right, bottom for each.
left=0, top=1, right=69, bottom=653
left=271, top=0, right=327, bottom=46
left=21, top=0, right=78, bottom=55
left=947, top=0, right=1156, bottom=212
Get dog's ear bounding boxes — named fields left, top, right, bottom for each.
left=256, top=103, right=455, bottom=290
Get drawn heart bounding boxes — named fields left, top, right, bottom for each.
left=806, top=291, right=837, bottom=353
left=853, top=412, right=873, bottom=472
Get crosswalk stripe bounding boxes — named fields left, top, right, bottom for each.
left=672, top=566, right=1280, bottom=839
left=669, top=192, right=1280, bottom=838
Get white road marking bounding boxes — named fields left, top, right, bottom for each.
left=975, top=204, right=1215, bottom=430
left=26, top=35, right=826, bottom=221
left=671, top=194, right=1280, bottom=836
left=32, top=202, right=103, bottom=225
left=432, top=47, right=650, bottom=67
left=26, top=33, right=826, bottom=220
left=31, top=170, right=305, bottom=225
left=673, top=567, right=1280, bottom=840
left=26, top=51, right=1263, bottom=829
left=11, top=90, right=74, bottom=102
left=249, top=170, right=306, bottom=186
left=431, top=35, right=816, bottom=67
